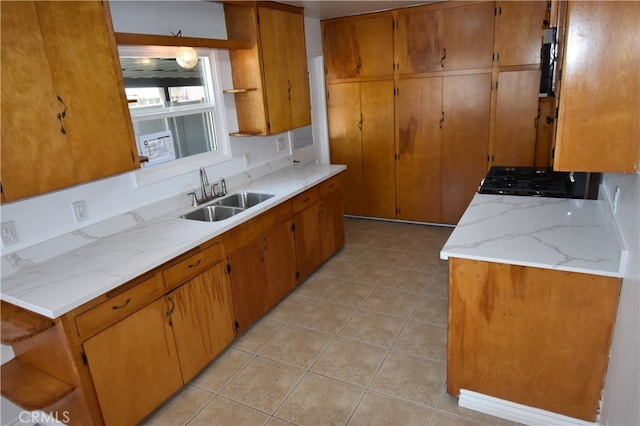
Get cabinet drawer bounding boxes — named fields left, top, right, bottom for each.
left=163, top=242, right=224, bottom=291
left=319, top=174, right=343, bottom=197
left=75, top=274, right=163, bottom=339
left=292, top=188, right=320, bottom=214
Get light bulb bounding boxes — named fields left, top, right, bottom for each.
left=176, top=46, right=198, bottom=69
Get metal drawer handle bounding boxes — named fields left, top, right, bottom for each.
left=188, top=259, right=202, bottom=268
left=111, top=297, right=131, bottom=310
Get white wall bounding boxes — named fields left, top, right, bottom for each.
left=599, top=173, right=640, bottom=426
left=0, top=3, right=324, bottom=424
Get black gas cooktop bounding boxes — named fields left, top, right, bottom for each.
left=478, top=166, right=575, bottom=197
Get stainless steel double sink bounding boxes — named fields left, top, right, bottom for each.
left=182, top=192, right=274, bottom=222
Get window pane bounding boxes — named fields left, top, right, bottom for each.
left=133, top=110, right=216, bottom=167
left=120, top=54, right=220, bottom=166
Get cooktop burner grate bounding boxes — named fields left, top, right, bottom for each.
left=479, top=166, right=574, bottom=197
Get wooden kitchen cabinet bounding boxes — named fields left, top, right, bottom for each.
left=441, top=74, right=492, bottom=225
left=396, top=77, right=443, bottom=223
left=395, top=2, right=494, bottom=75
left=225, top=202, right=297, bottom=332
left=492, top=70, right=542, bottom=167
left=448, top=258, right=621, bottom=422
left=554, top=1, right=640, bottom=172
left=327, top=80, right=395, bottom=219
left=82, top=241, right=234, bottom=425
left=167, top=262, right=236, bottom=383
left=224, top=2, right=311, bottom=135
left=293, top=175, right=346, bottom=281
left=82, top=297, right=183, bottom=426
left=0, top=1, right=139, bottom=202
left=322, top=12, right=394, bottom=82
left=494, top=1, right=548, bottom=67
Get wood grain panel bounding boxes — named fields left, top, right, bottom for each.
left=495, top=1, right=547, bottom=67
left=448, top=258, right=621, bottom=421
left=396, top=8, right=443, bottom=74
left=169, top=263, right=236, bottom=382
left=554, top=1, right=640, bottom=172
left=327, top=83, right=364, bottom=215
left=442, top=2, right=495, bottom=71
left=361, top=80, right=396, bottom=219
left=440, top=74, right=491, bottom=225
left=493, top=70, right=542, bottom=166
left=396, top=77, right=443, bottom=222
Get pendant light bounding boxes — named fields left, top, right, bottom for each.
left=172, top=30, right=198, bottom=69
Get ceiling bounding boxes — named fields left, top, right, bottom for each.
left=279, top=1, right=440, bottom=20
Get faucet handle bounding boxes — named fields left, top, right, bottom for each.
left=212, top=183, right=220, bottom=197
left=187, top=192, right=198, bottom=207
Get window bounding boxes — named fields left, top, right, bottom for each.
left=118, top=46, right=230, bottom=184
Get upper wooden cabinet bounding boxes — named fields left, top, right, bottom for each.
left=224, top=2, right=311, bottom=135
left=494, top=1, right=548, bottom=67
left=322, top=13, right=394, bottom=82
left=0, top=1, right=139, bottom=202
left=554, top=1, right=640, bottom=173
left=493, top=70, right=542, bottom=167
left=395, top=2, right=495, bottom=75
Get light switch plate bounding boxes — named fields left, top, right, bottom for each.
left=1, top=221, right=19, bottom=246
left=276, top=137, right=286, bottom=152
left=72, top=200, right=89, bottom=223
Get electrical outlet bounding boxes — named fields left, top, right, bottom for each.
left=276, top=137, right=286, bottom=152
left=243, top=152, right=251, bottom=168
left=72, top=200, right=89, bottom=223
left=613, top=187, right=621, bottom=213
left=1, top=221, right=19, bottom=246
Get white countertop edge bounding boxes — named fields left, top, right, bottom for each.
left=439, top=193, right=625, bottom=279
left=1, top=163, right=347, bottom=318
left=439, top=251, right=624, bottom=279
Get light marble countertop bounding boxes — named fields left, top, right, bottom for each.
left=1, top=163, right=346, bottom=318
left=440, top=194, right=626, bottom=278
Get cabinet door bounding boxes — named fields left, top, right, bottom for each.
left=554, top=1, right=640, bottom=172
left=442, top=2, right=495, bottom=71
left=361, top=80, right=396, bottom=219
left=168, top=263, right=236, bottom=383
left=320, top=186, right=346, bottom=260
left=396, top=77, right=443, bottom=223
left=0, top=1, right=77, bottom=201
left=327, top=83, right=364, bottom=215
left=323, top=14, right=393, bottom=81
left=35, top=2, right=138, bottom=183
left=228, top=241, right=269, bottom=333
left=396, top=8, right=443, bottom=74
left=263, top=220, right=298, bottom=307
left=294, top=203, right=324, bottom=281
left=84, top=298, right=183, bottom=426
left=258, top=6, right=310, bottom=134
left=495, top=1, right=547, bottom=67
left=441, top=74, right=491, bottom=225
left=493, top=70, right=542, bottom=167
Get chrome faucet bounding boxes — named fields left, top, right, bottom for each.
left=199, top=167, right=210, bottom=200
left=187, top=169, right=228, bottom=206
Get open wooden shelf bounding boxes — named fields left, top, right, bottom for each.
left=114, top=32, right=252, bottom=50
left=229, top=131, right=264, bottom=137
left=1, top=300, right=55, bottom=344
left=1, top=358, right=75, bottom=410
left=223, top=88, right=257, bottom=94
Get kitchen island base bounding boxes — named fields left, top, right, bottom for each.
left=447, top=258, right=621, bottom=422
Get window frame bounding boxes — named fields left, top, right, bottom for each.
left=117, top=45, right=231, bottom=186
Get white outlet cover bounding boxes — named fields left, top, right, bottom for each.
left=72, top=200, right=89, bottom=223
left=1, top=221, right=18, bottom=246
left=244, top=153, right=251, bottom=168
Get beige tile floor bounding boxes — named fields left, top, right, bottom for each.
left=142, top=218, right=517, bottom=426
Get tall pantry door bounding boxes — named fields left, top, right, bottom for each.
left=396, top=77, right=443, bottom=223
left=441, top=74, right=491, bottom=225
left=361, top=80, right=396, bottom=219
left=328, top=83, right=364, bottom=215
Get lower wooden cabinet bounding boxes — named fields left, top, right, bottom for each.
left=83, top=298, right=183, bottom=426
left=168, top=263, right=236, bottom=382
left=447, top=258, right=621, bottom=422
left=227, top=215, right=297, bottom=333
left=83, top=249, right=235, bottom=425
left=294, top=174, right=345, bottom=280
